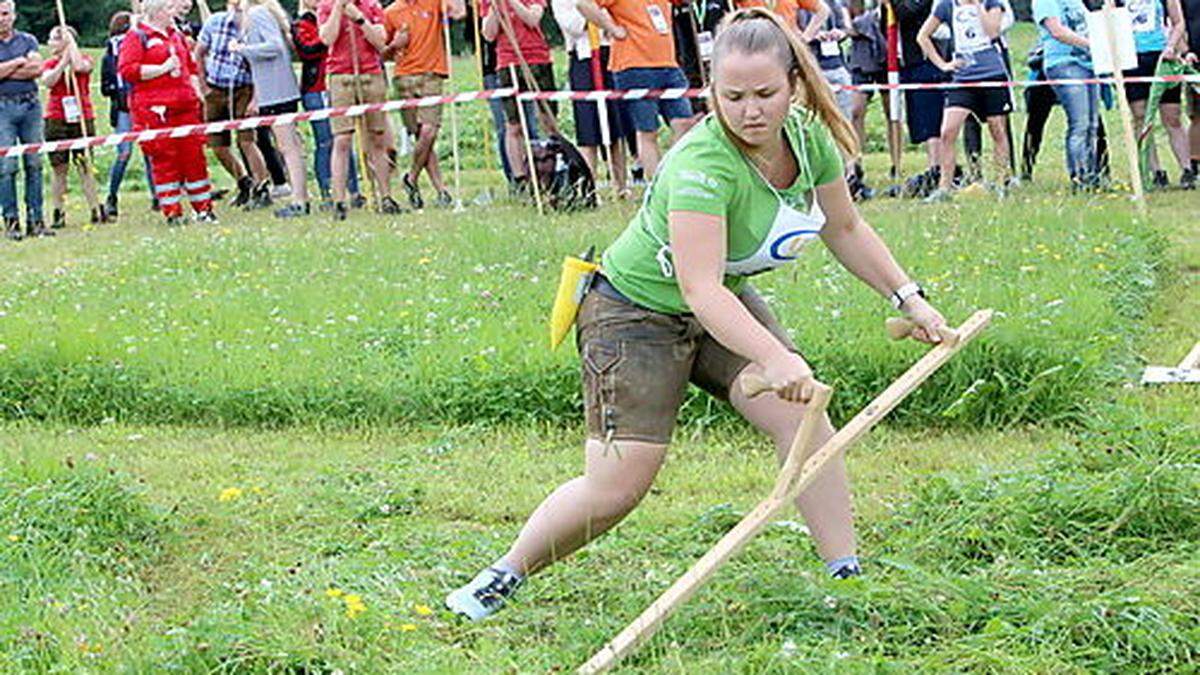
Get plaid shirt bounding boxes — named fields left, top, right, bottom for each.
left=198, top=11, right=252, bottom=88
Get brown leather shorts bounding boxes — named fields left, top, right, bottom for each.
left=575, top=280, right=797, bottom=445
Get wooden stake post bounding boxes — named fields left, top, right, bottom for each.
left=1100, top=0, right=1145, bottom=210
left=578, top=309, right=994, bottom=674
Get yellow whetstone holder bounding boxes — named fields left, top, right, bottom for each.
left=549, top=249, right=600, bottom=350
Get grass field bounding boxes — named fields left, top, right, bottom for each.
left=0, top=24, right=1197, bottom=673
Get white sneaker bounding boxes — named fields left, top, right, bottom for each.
left=444, top=567, right=524, bottom=621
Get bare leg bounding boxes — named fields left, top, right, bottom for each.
left=500, top=439, right=668, bottom=576
left=937, top=108, right=970, bottom=190
left=986, top=114, right=1012, bottom=184
left=237, top=134, right=269, bottom=184
left=367, top=129, right=393, bottom=200
left=636, top=130, right=663, bottom=179
left=505, top=121, right=528, bottom=181
left=728, top=368, right=856, bottom=563
left=1130, top=100, right=1161, bottom=173
left=212, top=145, right=246, bottom=182
left=409, top=122, right=440, bottom=186
left=272, top=124, right=309, bottom=205
left=331, top=132, right=353, bottom=203
left=579, top=145, right=598, bottom=176
left=1159, top=103, right=1190, bottom=174
left=610, top=141, right=628, bottom=193
left=51, top=163, right=68, bottom=213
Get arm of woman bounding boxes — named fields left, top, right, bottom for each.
left=670, top=210, right=817, bottom=400
left=1041, top=16, right=1088, bottom=49
left=815, top=178, right=948, bottom=343
left=240, top=12, right=285, bottom=61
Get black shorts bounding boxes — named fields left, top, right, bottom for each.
left=567, top=48, right=632, bottom=147
left=259, top=99, right=300, bottom=116
left=900, top=60, right=947, bottom=143
left=851, top=69, right=887, bottom=92
left=499, top=63, right=558, bottom=124
left=945, top=85, right=1012, bottom=119
left=1123, top=51, right=1181, bottom=104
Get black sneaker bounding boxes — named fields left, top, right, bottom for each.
left=105, top=194, right=119, bottom=219
left=402, top=174, right=424, bottom=209
left=333, top=201, right=349, bottom=221
left=830, top=563, right=862, bottom=579
left=231, top=175, right=254, bottom=208
left=445, top=567, right=524, bottom=621
left=194, top=209, right=219, bottom=225
left=247, top=181, right=273, bottom=210
left=1180, top=168, right=1196, bottom=190
left=51, top=208, right=66, bottom=229
left=378, top=195, right=405, bottom=215
left=165, top=214, right=185, bottom=227
left=435, top=190, right=454, bottom=208
left=1152, top=170, right=1169, bottom=189
left=91, top=205, right=109, bottom=224
left=4, top=218, right=22, bottom=241
left=274, top=202, right=311, bottom=219
left=28, top=221, right=55, bottom=237
left=350, top=193, right=368, bottom=209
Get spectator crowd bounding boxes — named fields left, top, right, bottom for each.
left=1, top=0, right=1198, bottom=240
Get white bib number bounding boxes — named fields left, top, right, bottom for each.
left=1127, top=0, right=1156, bottom=33
left=646, top=4, right=669, bottom=35
left=820, top=40, right=841, bottom=57
left=952, top=4, right=989, bottom=55
left=698, top=30, right=714, bottom=59
left=62, top=95, right=81, bottom=124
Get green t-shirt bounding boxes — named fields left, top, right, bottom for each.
left=602, top=108, right=844, bottom=315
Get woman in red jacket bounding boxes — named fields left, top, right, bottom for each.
left=118, top=0, right=216, bottom=224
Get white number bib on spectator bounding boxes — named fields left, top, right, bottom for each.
left=820, top=40, right=841, bottom=57
left=1127, top=0, right=1156, bottom=33
left=698, top=30, right=714, bottom=59
left=951, top=4, right=989, bottom=54
left=646, top=4, right=669, bottom=34
left=62, top=96, right=81, bottom=124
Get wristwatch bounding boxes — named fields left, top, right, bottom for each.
left=890, top=282, right=926, bottom=310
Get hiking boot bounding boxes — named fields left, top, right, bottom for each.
left=231, top=175, right=253, bottom=208
left=350, top=193, right=368, bottom=209
left=51, top=208, right=66, bottom=230
left=28, top=220, right=55, bottom=237
left=1180, top=168, right=1196, bottom=190
left=402, top=174, right=424, bottom=209
left=445, top=567, right=524, bottom=621
left=105, top=194, right=119, bottom=219
left=4, top=218, right=22, bottom=241
left=435, top=190, right=454, bottom=208
left=274, top=202, right=311, bottom=219
left=378, top=195, right=405, bottom=215
left=1152, top=170, right=1169, bottom=190
left=194, top=209, right=219, bottom=225
left=333, top=201, right=349, bottom=221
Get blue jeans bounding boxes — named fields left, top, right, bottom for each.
left=0, top=94, right=44, bottom=222
left=1046, top=62, right=1100, bottom=184
left=302, top=91, right=358, bottom=199
left=484, top=72, right=537, bottom=183
left=107, top=110, right=156, bottom=200
left=611, top=67, right=694, bottom=133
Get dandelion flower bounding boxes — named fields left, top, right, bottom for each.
left=417, top=257, right=432, bottom=265
left=7, top=534, right=18, bottom=542
left=414, top=604, right=433, bottom=616
left=399, top=623, right=417, bottom=632
left=325, top=588, right=344, bottom=599
left=217, top=487, right=243, bottom=502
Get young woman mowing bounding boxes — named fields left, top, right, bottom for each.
left=446, top=7, right=949, bottom=620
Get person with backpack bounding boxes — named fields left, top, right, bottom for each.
left=119, top=0, right=218, bottom=225
left=917, top=0, right=1013, bottom=201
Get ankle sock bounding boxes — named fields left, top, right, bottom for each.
left=826, top=555, right=861, bottom=579
left=491, top=557, right=525, bottom=580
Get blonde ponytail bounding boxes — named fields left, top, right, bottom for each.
left=710, top=7, right=860, bottom=158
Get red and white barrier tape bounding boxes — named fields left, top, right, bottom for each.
left=3, top=74, right=1197, bottom=158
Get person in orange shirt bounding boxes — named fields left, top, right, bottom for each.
left=578, top=0, right=698, bottom=178
left=384, top=0, right=465, bottom=209
left=737, top=0, right=830, bottom=40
